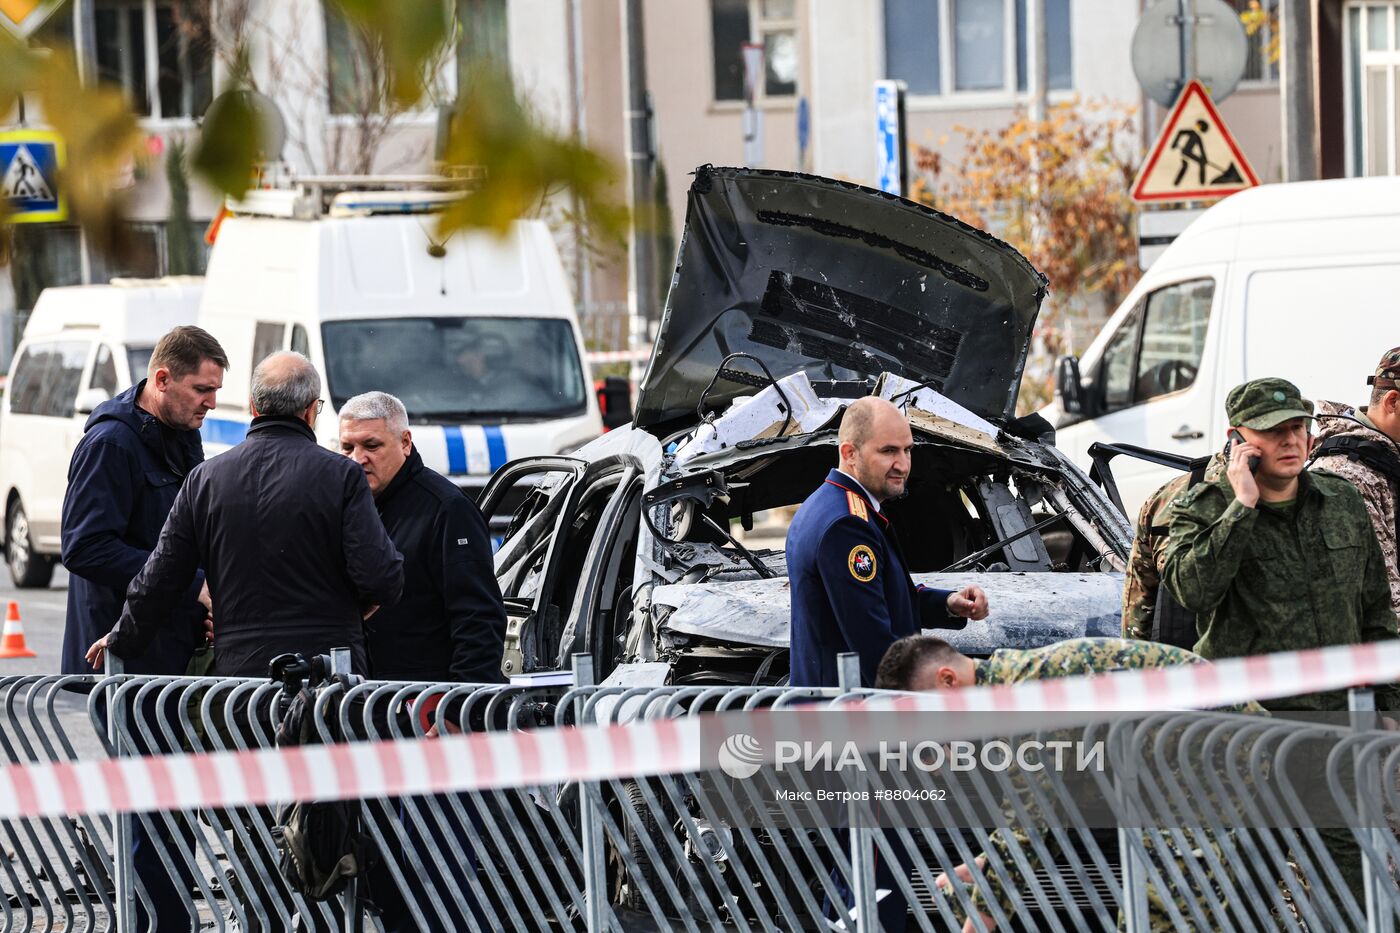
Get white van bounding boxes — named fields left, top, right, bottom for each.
left=196, top=182, right=603, bottom=502
left=0, top=277, right=203, bottom=586
left=1044, top=176, right=1400, bottom=518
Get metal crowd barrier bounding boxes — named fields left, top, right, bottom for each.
left=4, top=658, right=1400, bottom=932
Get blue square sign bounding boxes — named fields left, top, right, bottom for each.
left=0, top=129, right=66, bottom=223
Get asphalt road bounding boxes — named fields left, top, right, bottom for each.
left=0, top=563, right=71, bottom=676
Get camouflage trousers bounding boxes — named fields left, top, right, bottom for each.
left=941, top=827, right=1229, bottom=932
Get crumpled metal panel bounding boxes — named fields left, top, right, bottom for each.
left=634, top=166, right=1048, bottom=437
left=655, top=571, right=1124, bottom=656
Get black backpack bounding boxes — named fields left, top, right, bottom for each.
left=1149, top=457, right=1212, bottom=650
left=272, top=663, right=376, bottom=901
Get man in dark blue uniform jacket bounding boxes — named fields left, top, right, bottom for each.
left=788, top=396, right=990, bottom=932
left=788, top=396, right=988, bottom=688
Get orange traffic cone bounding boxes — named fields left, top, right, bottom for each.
left=0, top=602, right=36, bottom=659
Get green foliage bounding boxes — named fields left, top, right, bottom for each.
left=191, top=89, right=267, bottom=199
left=0, top=40, right=145, bottom=256
left=165, top=138, right=200, bottom=276
left=331, top=0, right=450, bottom=109
left=1, top=6, right=625, bottom=254
left=437, top=66, right=627, bottom=242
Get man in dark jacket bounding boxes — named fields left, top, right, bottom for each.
left=338, top=390, right=506, bottom=683
left=787, top=397, right=988, bottom=688
left=339, top=391, right=505, bottom=932
left=61, top=325, right=227, bottom=932
left=60, top=325, right=227, bottom=675
left=87, top=351, right=404, bottom=678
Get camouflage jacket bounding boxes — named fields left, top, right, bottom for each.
left=1310, top=400, right=1400, bottom=616
left=1162, top=469, right=1400, bottom=711
left=976, top=636, right=1209, bottom=684
left=1122, top=455, right=1225, bottom=640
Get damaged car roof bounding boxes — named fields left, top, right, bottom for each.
left=634, top=165, right=1050, bottom=438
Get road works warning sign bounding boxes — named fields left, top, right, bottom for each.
left=0, top=128, right=65, bottom=223
left=1132, top=79, right=1259, bottom=203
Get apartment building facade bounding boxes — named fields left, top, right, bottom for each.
left=6, top=1, right=1393, bottom=327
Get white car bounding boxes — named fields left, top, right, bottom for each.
left=0, top=278, right=203, bottom=587
left=1046, top=176, right=1400, bottom=517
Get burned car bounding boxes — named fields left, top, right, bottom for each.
left=481, top=165, right=1131, bottom=687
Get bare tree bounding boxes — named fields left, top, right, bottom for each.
left=172, top=0, right=452, bottom=176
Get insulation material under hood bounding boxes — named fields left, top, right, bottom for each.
left=653, top=572, right=1123, bottom=657
left=672, top=371, right=841, bottom=468
left=634, top=166, right=1048, bottom=438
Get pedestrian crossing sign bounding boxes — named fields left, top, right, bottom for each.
left=1132, top=80, right=1259, bottom=204
left=0, top=128, right=66, bottom=223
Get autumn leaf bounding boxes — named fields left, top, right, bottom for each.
left=0, top=42, right=145, bottom=256
left=436, top=65, right=627, bottom=242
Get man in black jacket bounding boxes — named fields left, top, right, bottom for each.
left=87, top=351, right=404, bottom=677
left=60, top=325, right=227, bottom=675
left=338, top=390, right=506, bottom=683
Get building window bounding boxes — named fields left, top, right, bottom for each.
left=1229, top=0, right=1279, bottom=83
left=94, top=0, right=212, bottom=120
left=325, top=5, right=457, bottom=116
left=885, top=0, right=1072, bottom=98
left=1346, top=2, right=1400, bottom=175
left=711, top=0, right=799, bottom=102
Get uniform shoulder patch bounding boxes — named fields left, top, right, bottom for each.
left=845, top=491, right=869, bottom=521
left=848, top=544, right=877, bottom=582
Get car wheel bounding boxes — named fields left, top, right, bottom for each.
left=7, top=501, right=54, bottom=589
left=608, top=779, right=673, bottom=913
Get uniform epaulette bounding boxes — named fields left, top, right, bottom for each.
left=845, top=491, right=869, bottom=521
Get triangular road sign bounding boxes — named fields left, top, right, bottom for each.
left=0, top=0, right=67, bottom=39
left=1132, top=79, right=1260, bottom=203
left=2, top=145, right=54, bottom=202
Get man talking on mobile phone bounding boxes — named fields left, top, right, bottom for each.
left=1162, top=377, right=1399, bottom=904
left=1163, top=377, right=1398, bottom=711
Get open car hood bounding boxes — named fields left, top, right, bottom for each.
left=634, top=166, right=1049, bottom=437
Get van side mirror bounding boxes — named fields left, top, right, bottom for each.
left=1054, top=356, right=1085, bottom=415
left=597, top=376, right=632, bottom=431
left=74, top=387, right=111, bottom=416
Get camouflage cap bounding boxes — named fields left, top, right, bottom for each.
left=1368, top=346, right=1400, bottom=391
left=1226, top=377, right=1315, bottom=430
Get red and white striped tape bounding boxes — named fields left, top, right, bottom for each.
left=2, top=639, right=1398, bottom=822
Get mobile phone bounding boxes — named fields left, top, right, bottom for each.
left=1226, top=429, right=1261, bottom=474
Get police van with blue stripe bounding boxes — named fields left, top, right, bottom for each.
left=196, top=178, right=604, bottom=513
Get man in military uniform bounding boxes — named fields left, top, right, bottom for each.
left=787, top=396, right=989, bottom=689
left=1162, top=377, right=1399, bottom=906
left=875, top=633, right=1262, bottom=699
left=876, top=635, right=1264, bottom=932
left=1161, top=377, right=1399, bottom=711
left=787, top=396, right=987, bottom=931
left=1311, top=347, right=1400, bottom=616
left=1121, top=456, right=1223, bottom=643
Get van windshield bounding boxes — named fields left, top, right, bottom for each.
left=127, top=347, right=154, bottom=380
left=322, top=317, right=588, bottom=422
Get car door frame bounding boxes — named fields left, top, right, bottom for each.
left=1059, top=264, right=1227, bottom=514
left=552, top=457, right=646, bottom=674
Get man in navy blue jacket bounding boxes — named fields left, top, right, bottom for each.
left=788, top=395, right=989, bottom=933
left=787, top=396, right=988, bottom=688
left=59, top=325, right=226, bottom=933
left=60, top=325, right=227, bottom=675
